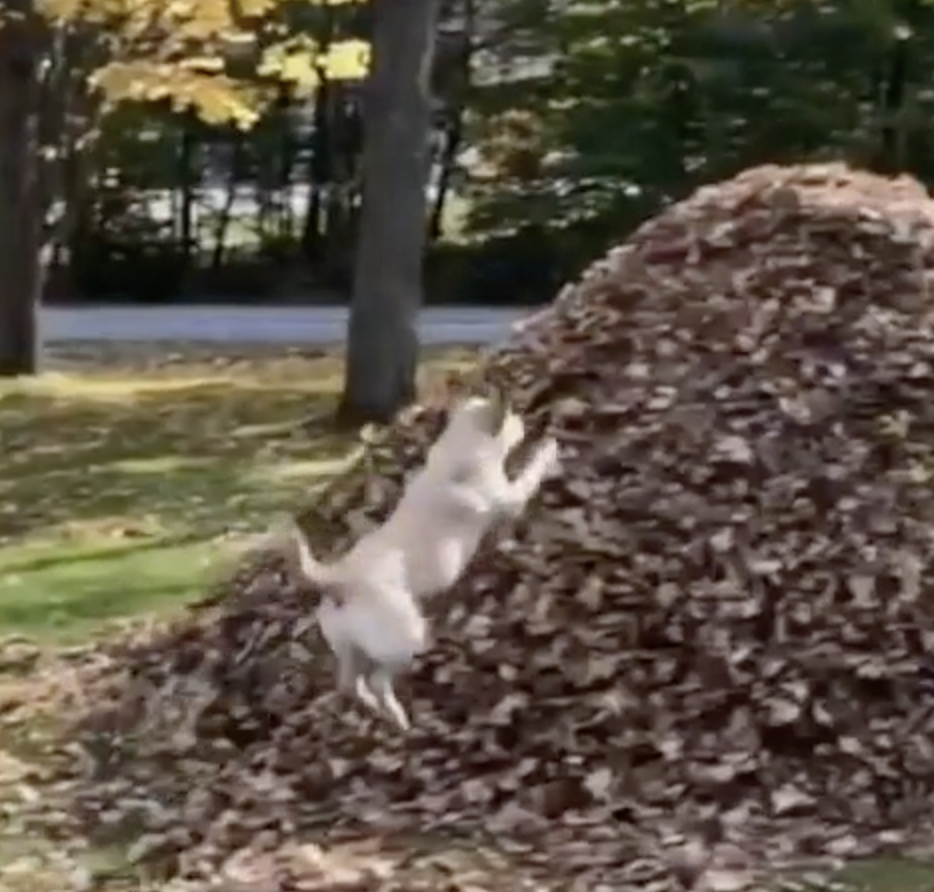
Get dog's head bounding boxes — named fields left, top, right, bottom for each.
left=429, top=384, right=526, bottom=468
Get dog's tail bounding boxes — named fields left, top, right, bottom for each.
left=250, top=516, right=345, bottom=589
left=287, top=521, right=346, bottom=589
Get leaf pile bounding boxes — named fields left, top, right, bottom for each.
left=63, top=163, right=934, bottom=890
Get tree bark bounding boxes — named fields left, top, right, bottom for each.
left=0, top=1, right=41, bottom=376
left=339, top=0, right=441, bottom=424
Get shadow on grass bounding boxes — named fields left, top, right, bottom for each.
left=0, top=348, right=474, bottom=546
left=0, top=382, right=346, bottom=544
left=2, top=536, right=199, bottom=575
left=0, top=383, right=339, bottom=638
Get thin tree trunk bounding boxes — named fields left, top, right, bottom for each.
left=178, top=119, right=197, bottom=275
left=339, top=0, right=441, bottom=424
left=429, top=0, right=474, bottom=241
left=871, top=30, right=911, bottom=174
left=300, top=72, right=330, bottom=262
left=0, top=2, right=41, bottom=376
left=428, top=112, right=464, bottom=241
left=210, top=152, right=240, bottom=271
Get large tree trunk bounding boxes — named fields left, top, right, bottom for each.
left=0, top=1, right=41, bottom=376
left=339, top=0, right=441, bottom=424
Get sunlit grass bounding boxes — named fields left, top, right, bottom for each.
left=837, top=858, right=934, bottom=891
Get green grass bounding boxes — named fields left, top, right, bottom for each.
left=0, top=539, right=219, bottom=641
left=837, top=858, right=934, bottom=891
left=0, top=345, right=473, bottom=640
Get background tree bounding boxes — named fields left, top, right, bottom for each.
left=464, top=0, right=934, bottom=290
left=339, top=0, right=442, bottom=423
left=0, top=0, right=42, bottom=375
left=0, top=0, right=370, bottom=375
left=6, top=0, right=934, bottom=379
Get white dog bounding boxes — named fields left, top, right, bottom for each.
left=289, top=388, right=559, bottom=729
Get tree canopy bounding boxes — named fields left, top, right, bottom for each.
left=38, top=0, right=370, bottom=129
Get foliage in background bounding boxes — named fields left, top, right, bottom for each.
left=30, top=0, right=376, bottom=302
left=21, top=0, right=934, bottom=307
left=462, top=0, right=934, bottom=299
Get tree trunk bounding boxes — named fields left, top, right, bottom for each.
left=301, top=68, right=331, bottom=262
left=0, top=2, right=41, bottom=376
left=339, top=0, right=441, bottom=424
left=177, top=118, right=197, bottom=274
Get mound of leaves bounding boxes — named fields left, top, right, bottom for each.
left=63, top=164, right=934, bottom=890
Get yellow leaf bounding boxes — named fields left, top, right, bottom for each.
left=178, top=56, right=226, bottom=74
left=280, top=54, right=320, bottom=92
left=92, top=62, right=265, bottom=128
left=257, top=44, right=287, bottom=77
left=321, top=38, right=370, bottom=80
left=40, top=0, right=339, bottom=123
left=237, top=0, right=278, bottom=16
left=258, top=39, right=321, bottom=95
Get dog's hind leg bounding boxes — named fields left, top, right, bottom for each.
left=334, top=645, right=394, bottom=724
left=353, top=673, right=387, bottom=720
left=368, top=668, right=410, bottom=732
left=332, top=644, right=379, bottom=715
left=334, top=643, right=363, bottom=694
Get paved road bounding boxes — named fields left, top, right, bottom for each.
left=42, top=305, right=527, bottom=346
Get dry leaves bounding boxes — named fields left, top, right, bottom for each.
left=50, top=163, right=934, bottom=889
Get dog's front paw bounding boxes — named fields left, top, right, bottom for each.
left=538, top=436, right=562, bottom=479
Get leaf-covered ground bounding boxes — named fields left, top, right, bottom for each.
left=0, top=342, right=932, bottom=892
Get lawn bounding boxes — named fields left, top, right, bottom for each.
left=0, top=343, right=473, bottom=641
